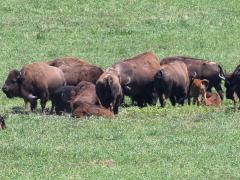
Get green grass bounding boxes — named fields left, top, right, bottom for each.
left=1, top=0, right=240, bottom=179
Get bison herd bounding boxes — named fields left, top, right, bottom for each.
left=1, top=51, right=240, bottom=123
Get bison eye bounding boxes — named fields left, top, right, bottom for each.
left=11, top=79, right=17, bottom=83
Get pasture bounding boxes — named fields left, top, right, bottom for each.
left=1, top=0, right=240, bottom=179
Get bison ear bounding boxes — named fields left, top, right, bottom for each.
left=202, top=79, right=209, bottom=88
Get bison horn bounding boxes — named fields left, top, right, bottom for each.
left=219, top=74, right=225, bottom=80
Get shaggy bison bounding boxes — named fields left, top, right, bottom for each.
left=225, top=65, right=240, bottom=110
left=70, top=81, right=100, bottom=111
left=188, top=79, right=209, bottom=105
left=47, top=57, right=103, bottom=85
left=2, top=62, right=66, bottom=112
left=154, top=61, right=190, bottom=107
left=96, top=52, right=161, bottom=112
left=160, top=56, right=225, bottom=99
left=96, top=68, right=123, bottom=114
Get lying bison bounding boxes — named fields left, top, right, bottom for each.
left=70, top=81, right=100, bottom=111
left=2, top=62, right=66, bottom=112
left=225, top=65, right=240, bottom=110
left=154, top=61, right=190, bottom=107
left=52, top=81, right=100, bottom=115
left=96, top=52, right=161, bottom=112
left=72, top=102, right=114, bottom=118
left=160, top=56, right=225, bottom=99
left=47, top=57, right=103, bottom=85
left=202, top=92, right=222, bottom=107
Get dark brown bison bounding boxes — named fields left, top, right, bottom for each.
left=2, top=62, right=66, bottom=112
left=154, top=61, right=190, bottom=107
left=72, top=102, right=114, bottom=118
left=188, top=79, right=209, bottom=105
left=225, top=65, right=240, bottom=110
left=70, top=81, right=100, bottom=111
left=96, top=68, right=123, bottom=114
left=160, top=56, right=225, bottom=99
left=96, top=52, right=161, bottom=111
left=52, top=85, right=76, bottom=115
left=47, top=57, right=103, bottom=85
left=202, top=92, right=222, bottom=107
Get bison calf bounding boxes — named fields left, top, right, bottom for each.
left=202, top=92, right=222, bottom=107
left=188, top=79, right=209, bottom=105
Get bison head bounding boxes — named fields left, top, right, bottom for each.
left=2, top=70, right=23, bottom=98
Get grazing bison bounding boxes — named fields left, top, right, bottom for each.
left=154, top=61, right=190, bottom=107
left=96, top=68, right=123, bottom=114
left=160, top=56, right=225, bottom=99
left=188, top=79, right=209, bottom=105
left=202, top=92, right=222, bottom=107
left=96, top=52, right=160, bottom=112
left=72, top=102, right=114, bottom=118
left=70, top=81, right=100, bottom=111
left=47, top=57, right=103, bottom=85
left=225, top=66, right=240, bottom=110
left=2, top=62, right=66, bottom=112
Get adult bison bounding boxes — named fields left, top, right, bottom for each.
left=160, top=56, right=225, bottom=99
left=225, top=65, right=240, bottom=110
left=2, top=62, right=66, bottom=112
left=96, top=52, right=160, bottom=113
left=96, top=68, right=123, bottom=114
left=154, top=61, right=190, bottom=107
left=47, top=57, right=103, bottom=85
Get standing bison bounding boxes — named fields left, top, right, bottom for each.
left=2, top=62, right=66, bottom=112
left=47, top=57, right=103, bottom=85
left=154, top=61, right=190, bottom=107
left=225, top=65, right=240, bottom=110
left=160, top=56, right=225, bottom=99
left=96, top=52, right=161, bottom=113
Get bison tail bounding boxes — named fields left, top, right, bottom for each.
left=218, top=65, right=225, bottom=80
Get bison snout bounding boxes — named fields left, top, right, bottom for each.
left=2, top=85, right=8, bottom=93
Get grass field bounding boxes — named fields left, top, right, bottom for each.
left=1, top=0, right=240, bottom=179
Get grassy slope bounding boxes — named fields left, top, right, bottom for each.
left=0, top=0, right=240, bottom=179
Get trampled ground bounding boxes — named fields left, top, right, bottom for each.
left=0, top=0, right=240, bottom=179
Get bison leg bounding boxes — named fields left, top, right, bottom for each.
left=50, top=101, right=55, bottom=114
left=159, top=94, right=166, bottom=107
left=30, top=100, right=37, bottom=111
left=40, top=92, right=49, bottom=113
left=214, top=84, right=224, bottom=100
left=188, top=97, right=191, bottom=105
left=170, top=96, right=176, bottom=106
